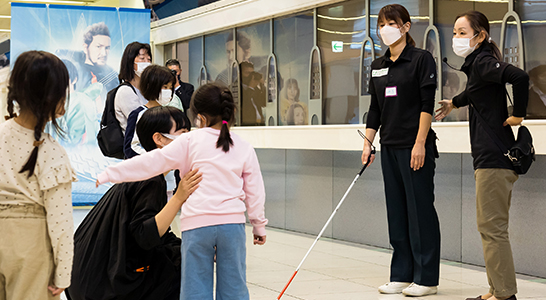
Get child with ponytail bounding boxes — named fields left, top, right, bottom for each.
left=0, top=51, right=77, bottom=299
left=96, top=83, right=267, bottom=299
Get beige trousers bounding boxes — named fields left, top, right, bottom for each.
left=475, top=168, right=519, bottom=300
left=0, top=204, right=58, bottom=300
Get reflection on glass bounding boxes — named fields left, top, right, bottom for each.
left=274, top=11, right=314, bottom=126
left=437, top=0, right=507, bottom=121
left=164, top=43, right=173, bottom=62
left=318, top=0, right=365, bottom=125
left=188, top=38, right=203, bottom=90
left=268, top=56, right=277, bottom=103
left=361, top=40, right=374, bottom=96
left=230, top=61, right=240, bottom=124
left=237, top=22, right=270, bottom=126
left=199, top=67, right=207, bottom=86
left=205, top=30, right=231, bottom=87
left=517, top=0, right=546, bottom=118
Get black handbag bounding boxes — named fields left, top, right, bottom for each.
left=508, top=125, right=535, bottom=174
left=469, top=96, right=535, bottom=175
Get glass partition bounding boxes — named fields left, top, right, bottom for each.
left=188, top=37, right=203, bottom=89
left=176, top=41, right=190, bottom=84
left=317, top=0, right=366, bottom=125
left=237, top=22, right=271, bottom=126
left=516, top=0, right=546, bottom=119
left=204, top=30, right=232, bottom=87
left=274, top=12, right=314, bottom=125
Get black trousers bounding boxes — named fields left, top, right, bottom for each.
left=380, top=144, right=441, bottom=286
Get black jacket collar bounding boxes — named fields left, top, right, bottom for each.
left=461, top=42, right=494, bottom=73
left=384, top=43, right=414, bottom=63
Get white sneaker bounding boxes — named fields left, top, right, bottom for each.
left=402, top=283, right=438, bottom=296
left=378, top=282, right=411, bottom=294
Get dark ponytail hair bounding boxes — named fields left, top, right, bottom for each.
left=7, top=51, right=69, bottom=178
left=455, top=11, right=502, bottom=61
left=190, top=83, right=235, bottom=152
left=377, top=4, right=416, bottom=47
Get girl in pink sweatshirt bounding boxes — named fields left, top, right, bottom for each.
left=97, top=83, right=267, bottom=299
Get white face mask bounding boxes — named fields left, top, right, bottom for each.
left=380, top=25, right=403, bottom=46
left=135, top=62, right=151, bottom=77
left=157, top=89, right=172, bottom=106
left=452, top=34, right=478, bottom=58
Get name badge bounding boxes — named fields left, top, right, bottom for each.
left=372, top=68, right=389, bottom=77
left=385, top=86, right=397, bottom=97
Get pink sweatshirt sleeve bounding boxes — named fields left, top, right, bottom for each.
left=97, top=136, right=188, bottom=184
left=242, top=147, right=268, bottom=236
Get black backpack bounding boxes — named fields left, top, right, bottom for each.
left=97, top=82, right=136, bottom=159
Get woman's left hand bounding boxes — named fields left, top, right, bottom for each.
left=503, top=116, right=523, bottom=126
left=411, top=142, right=426, bottom=171
left=173, top=169, right=202, bottom=204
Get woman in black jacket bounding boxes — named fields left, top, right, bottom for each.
left=435, top=11, right=529, bottom=300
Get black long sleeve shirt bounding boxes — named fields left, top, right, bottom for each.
left=452, top=42, right=529, bottom=170
left=366, top=44, right=437, bottom=148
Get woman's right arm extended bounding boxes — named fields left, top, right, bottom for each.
left=97, top=136, right=189, bottom=185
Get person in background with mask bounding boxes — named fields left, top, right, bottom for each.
left=166, top=59, right=194, bottom=113
left=435, top=11, right=528, bottom=300
left=124, top=65, right=184, bottom=159
left=115, top=42, right=152, bottom=135
left=361, top=4, right=440, bottom=297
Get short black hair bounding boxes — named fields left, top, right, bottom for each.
left=140, top=65, right=176, bottom=101
left=83, top=22, right=110, bottom=45
left=165, top=58, right=181, bottom=68
left=119, top=41, right=152, bottom=83
left=137, top=106, right=191, bottom=152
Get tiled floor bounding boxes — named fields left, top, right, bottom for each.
left=68, top=209, right=546, bottom=300
left=245, top=227, right=546, bottom=300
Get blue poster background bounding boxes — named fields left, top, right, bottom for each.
left=11, top=3, right=150, bottom=205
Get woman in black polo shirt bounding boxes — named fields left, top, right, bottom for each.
left=435, top=11, right=528, bottom=300
left=361, top=4, right=440, bottom=297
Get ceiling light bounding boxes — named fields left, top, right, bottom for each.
left=0, top=29, right=11, bottom=32
left=0, top=16, right=11, bottom=19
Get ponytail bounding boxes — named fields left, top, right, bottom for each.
left=406, top=33, right=416, bottom=47
left=217, top=89, right=235, bottom=152
left=5, top=100, right=16, bottom=120
left=487, top=37, right=503, bottom=62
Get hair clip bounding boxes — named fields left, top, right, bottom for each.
left=33, top=140, right=45, bottom=147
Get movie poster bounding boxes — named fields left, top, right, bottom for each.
left=11, top=3, right=150, bottom=205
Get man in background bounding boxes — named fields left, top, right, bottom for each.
left=166, top=59, right=194, bottom=113
left=78, top=22, right=118, bottom=93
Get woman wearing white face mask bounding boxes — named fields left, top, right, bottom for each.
left=124, top=65, right=189, bottom=159
left=361, top=4, right=440, bottom=297
left=435, top=11, right=528, bottom=300
left=114, top=42, right=153, bottom=135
